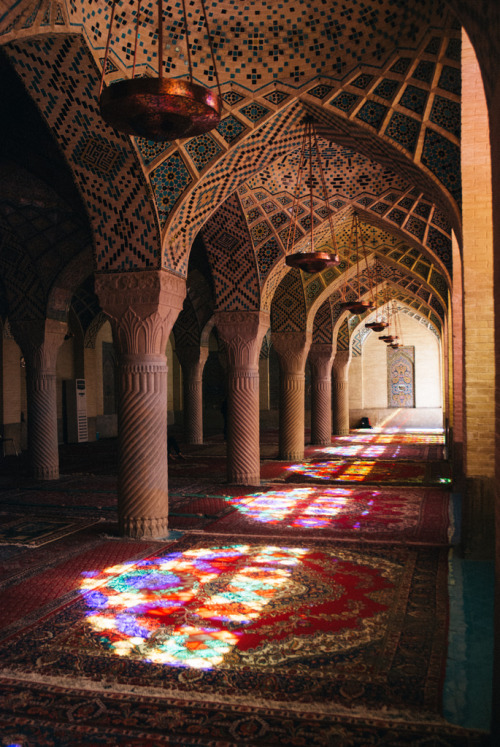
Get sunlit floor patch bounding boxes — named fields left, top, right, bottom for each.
left=224, top=485, right=417, bottom=531
left=81, top=543, right=395, bottom=670
left=287, top=460, right=429, bottom=483
left=334, top=432, right=444, bottom=445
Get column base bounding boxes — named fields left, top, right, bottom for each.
left=279, top=450, right=304, bottom=461
left=33, top=466, right=59, bottom=480
left=120, top=516, right=169, bottom=539
left=228, top=471, right=261, bottom=486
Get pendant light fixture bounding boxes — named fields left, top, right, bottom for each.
left=285, top=117, right=340, bottom=274
left=339, top=211, right=375, bottom=314
left=99, top=0, right=222, bottom=141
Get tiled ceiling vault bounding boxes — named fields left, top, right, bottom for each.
left=0, top=0, right=470, bottom=350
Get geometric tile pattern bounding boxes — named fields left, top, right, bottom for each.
left=150, top=153, right=193, bottom=228
left=312, top=300, right=333, bottom=344
left=201, top=193, right=260, bottom=311
left=6, top=35, right=160, bottom=272
left=421, top=129, right=461, bottom=204
left=185, top=134, right=223, bottom=172
left=257, top=237, right=283, bottom=281
left=271, top=268, right=307, bottom=332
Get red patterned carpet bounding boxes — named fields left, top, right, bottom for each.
left=199, top=485, right=452, bottom=544
left=0, top=429, right=489, bottom=745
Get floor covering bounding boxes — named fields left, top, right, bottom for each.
left=0, top=429, right=492, bottom=746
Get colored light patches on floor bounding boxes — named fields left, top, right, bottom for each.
left=224, top=486, right=418, bottom=532
left=318, top=444, right=406, bottom=459
left=287, top=460, right=428, bottom=483
left=337, top=432, right=445, bottom=445
left=81, top=545, right=307, bottom=670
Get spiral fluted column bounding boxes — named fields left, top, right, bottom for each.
left=176, top=345, right=209, bottom=444
left=309, top=343, right=335, bottom=445
left=95, top=271, right=186, bottom=538
left=215, top=311, right=269, bottom=485
left=332, top=350, right=351, bottom=436
left=272, top=331, right=312, bottom=461
left=11, top=319, right=67, bottom=480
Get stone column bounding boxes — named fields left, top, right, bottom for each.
left=215, top=311, right=269, bottom=485
left=176, top=345, right=209, bottom=444
left=10, top=318, right=67, bottom=480
left=95, top=270, right=186, bottom=538
left=309, top=343, right=335, bottom=445
left=332, top=350, right=351, bottom=436
left=272, top=331, right=312, bottom=461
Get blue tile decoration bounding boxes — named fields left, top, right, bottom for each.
left=406, top=215, right=426, bottom=240
left=305, top=277, right=324, bottom=303
left=357, top=196, right=374, bottom=207
left=264, top=90, right=289, bottom=105
left=257, top=237, right=282, bottom=279
left=330, top=91, right=360, bottom=113
left=222, top=90, right=245, bottom=106
left=216, top=115, right=247, bottom=143
left=308, top=84, right=333, bottom=99
left=250, top=220, right=272, bottom=245
left=315, top=205, right=333, bottom=219
left=8, top=35, right=160, bottom=273
left=438, top=65, right=461, bottom=95
left=246, top=207, right=262, bottom=223
left=373, top=78, right=399, bottom=101
left=135, top=138, right=170, bottom=166
left=390, top=58, right=412, bottom=74
left=240, top=102, right=270, bottom=123
left=430, top=269, right=448, bottom=295
left=272, top=268, right=306, bottom=333
left=427, top=227, right=452, bottom=271
left=351, top=74, right=374, bottom=90
left=270, top=212, right=289, bottom=229
left=388, top=208, right=406, bottom=226
left=398, top=197, right=415, bottom=210
left=262, top=200, right=277, bottom=214
left=150, top=152, right=192, bottom=228
left=300, top=214, right=320, bottom=232
left=431, top=209, right=450, bottom=231
left=278, top=194, right=293, bottom=206
left=385, top=112, right=420, bottom=154
left=356, top=101, right=388, bottom=130
left=415, top=201, right=431, bottom=219
left=399, top=85, right=429, bottom=115
left=421, top=129, right=461, bottom=204
left=430, top=96, right=460, bottom=138
left=411, top=60, right=436, bottom=83
left=371, top=202, right=389, bottom=215
left=185, top=133, right=223, bottom=172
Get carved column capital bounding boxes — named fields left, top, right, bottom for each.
left=176, top=345, right=209, bottom=378
left=215, top=311, right=270, bottom=370
left=332, top=349, right=351, bottom=379
left=272, top=330, right=312, bottom=375
left=308, top=343, right=335, bottom=379
left=95, top=270, right=186, bottom=356
left=10, top=318, right=68, bottom=371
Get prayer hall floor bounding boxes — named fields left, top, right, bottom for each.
left=0, top=428, right=493, bottom=745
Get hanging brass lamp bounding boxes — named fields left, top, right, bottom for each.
left=339, top=212, right=375, bottom=314
left=285, top=117, right=340, bottom=274
left=99, top=0, right=222, bottom=141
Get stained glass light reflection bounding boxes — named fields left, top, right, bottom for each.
left=82, top=545, right=307, bottom=669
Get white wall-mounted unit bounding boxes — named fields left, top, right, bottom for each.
left=65, top=378, right=88, bottom=443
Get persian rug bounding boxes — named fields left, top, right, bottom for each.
left=199, top=486, right=452, bottom=545
left=0, top=534, right=176, bottom=640
left=0, top=515, right=101, bottom=547
left=0, top=676, right=489, bottom=746
left=0, top=534, right=449, bottom=717
left=312, top=443, right=444, bottom=461
left=285, top=459, right=450, bottom=486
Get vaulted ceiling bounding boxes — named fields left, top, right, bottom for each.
left=0, top=0, right=469, bottom=347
